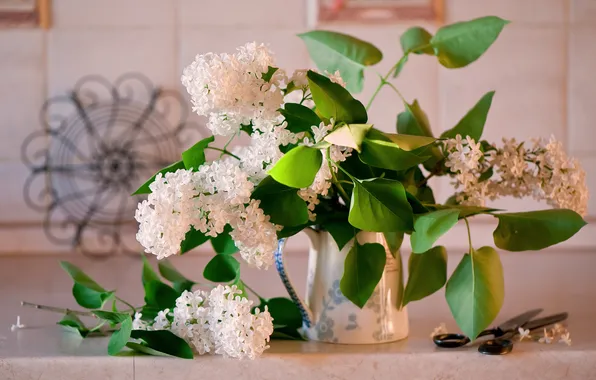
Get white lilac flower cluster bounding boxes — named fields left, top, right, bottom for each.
left=135, top=163, right=279, bottom=269
left=181, top=42, right=285, bottom=136
left=518, top=323, right=571, bottom=346
left=133, top=285, right=274, bottom=359
left=443, top=134, right=588, bottom=216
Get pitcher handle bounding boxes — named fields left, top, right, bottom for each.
left=274, top=238, right=314, bottom=328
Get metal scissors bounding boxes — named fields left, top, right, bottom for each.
left=433, top=309, right=569, bottom=355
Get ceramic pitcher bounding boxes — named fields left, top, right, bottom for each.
left=274, top=228, right=409, bottom=344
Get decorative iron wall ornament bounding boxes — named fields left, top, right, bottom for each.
left=22, top=73, right=202, bottom=257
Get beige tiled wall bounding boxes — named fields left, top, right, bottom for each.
left=0, top=0, right=594, bottom=253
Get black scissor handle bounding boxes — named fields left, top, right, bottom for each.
left=433, top=333, right=471, bottom=348
left=478, top=338, right=513, bottom=355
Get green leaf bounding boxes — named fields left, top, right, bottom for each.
left=58, top=313, right=89, bottom=337
left=107, top=316, right=132, bottom=356
left=60, top=261, right=105, bottom=292
left=349, top=178, right=414, bottom=232
left=203, top=254, right=240, bottom=282
left=251, top=176, right=309, bottom=226
left=324, top=220, right=356, bottom=251
left=72, top=283, right=113, bottom=309
left=392, top=55, right=408, bottom=78
left=493, top=210, right=587, bottom=251
left=181, top=136, right=215, bottom=170
left=269, top=145, right=322, bottom=188
left=324, top=124, right=372, bottom=152
left=210, top=225, right=239, bottom=255
left=396, top=100, right=433, bottom=137
left=270, top=326, right=306, bottom=341
left=478, top=166, right=494, bottom=183
left=126, top=342, right=174, bottom=357
left=262, top=66, right=279, bottom=82
left=180, top=227, right=209, bottom=254
left=445, top=246, right=504, bottom=339
left=401, top=26, right=434, bottom=55
left=306, top=70, right=368, bottom=123
left=130, top=330, right=194, bottom=359
left=132, top=160, right=185, bottom=195
left=92, top=310, right=129, bottom=324
left=383, top=133, right=436, bottom=151
left=410, top=209, right=460, bottom=253
left=431, top=16, right=509, bottom=68
left=441, top=91, right=495, bottom=141
left=279, top=103, right=321, bottom=134
left=258, top=298, right=302, bottom=329
left=340, top=242, right=386, bottom=308
left=158, top=260, right=195, bottom=293
left=360, top=129, right=431, bottom=172
left=141, top=255, right=161, bottom=286
left=403, top=246, right=447, bottom=306
left=144, top=281, right=179, bottom=310
left=384, top=231, right=404, bottom=259
left=299, top=30, right=383, bottom=93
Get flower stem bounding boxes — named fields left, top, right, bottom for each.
left=220, top=134, right=236, bottom=158
left=206, top=147, right=240, bottom=160
left=463, top=217, right=474, bottom=254
left=21, top=301, right=96, bottom=317
left=116, top=296, right=137, bottom=313
left=243, top=283, right=266, bottom=304
left=366, top=54, right=408, bottom=110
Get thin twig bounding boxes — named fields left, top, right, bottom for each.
left=21, top=301, right=96, bottom=317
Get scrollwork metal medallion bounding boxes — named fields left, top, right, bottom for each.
left=22, top=73, right=201, bottom=257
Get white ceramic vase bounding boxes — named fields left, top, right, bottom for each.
left=274, top=228, right=409, bottom=344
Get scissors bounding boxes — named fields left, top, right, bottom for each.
left=433, top=309, right=569, bottom=355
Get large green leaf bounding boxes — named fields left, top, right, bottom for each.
left=324, top=124, right=372, bottom=152
left=60, top=261, right=105, bottom=292
left=493, top=210, right=587, bottom=251
left=144, top=281, right=179, bottom=311
left=257, top=297, right=302, bottom=329
left=299, top=30, right=382, bottom=93
left=180, top=227, right=209, bottom=254
left=360, top=129, right=431, bottom=171
left=403, top=246, right=447, bottom=306
left=251, top=176, right=309, bottom=226
left=158, top=260, right=195, bottom=293
left=400, top=26, right=434, bottom=55
left=384, top=133, right=436, bottom=151
left=269, top=145, right=322, bottom=188
left=348, top=177, right=414, bottom=232
left=324, top=220, right=356, bottom=251
left=383, top=231, right=404, bottom=259
left=132, top=160, right=185, bottom=195
left=130, top=330, right=194, bottom=359
left=431, top=16, right=509, bottom=68
left=58, top=313, right=90, bottom=337
left=210, top=225, right=239, bottom=255
left=203, top=254, right=240, bottom=282
left=410, top=209, right=460, bottom=253
left=340, top=242, right=387, bottom=308
left=92, top=310, right=130, bottom=324
left=71, top=284, right=113, bottom=309
left=279, top=103, right=321, bottom=134
left=396, top=100, right=433, bottom=137
left=306, top=70, right=368, bottom=124
left=181, top=136, right=214, bottom=170
left=107, top=316, right=133, bottom=356
left=445, top=246, right=504, bottom=339
left=141, top=255, right=161, bottom=286
left=441, top=91, right=495, bottom=141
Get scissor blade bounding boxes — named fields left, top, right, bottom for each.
left=497, top=308, right=543, bottom=333
left=523, top=312, right=568, bottom=331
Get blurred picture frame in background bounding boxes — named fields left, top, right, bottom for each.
left=0, top=0, right=50, bottom=29
left=317, top=0, right=443, bottom=23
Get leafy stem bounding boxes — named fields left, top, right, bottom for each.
left=21, top=301, right=96, bottom=317
left=243, top=283, right=266, bottom=304
left=366, top=53, right=408, bottom=110
left=327, top=155, right=351, bottom=205
left=463, top=217, right=474, bottom=254
left=116, top=296, right=136, bottom=313
left=220, top=134, right=236, bottom=158
left=206, top=147, right=240, bottom=160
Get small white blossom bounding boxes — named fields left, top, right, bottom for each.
left=538, top=328, right=553, bottom=344
left=10, top=316, right=25, bottom=332
left=559, top=332, right=572, bottom=346
left=430, top=323, right=448, bottom=338
left=518, top=327, right=531, bottom=341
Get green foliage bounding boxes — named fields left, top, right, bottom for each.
left=180, top=227, right=209, bottom=254
left=158, top=260, right=195, bottom=293
left=348, top=177, right=414, bottom=232
left=446, top=246, right=504, bottom=339
left=493, top=210, right=587, bottom=251
left=142, top=255, right=161, bottom=285
left=340, top=242, right=386, bottom=308
left=383, top=231, right=404, bottom=258
left=181, top=136, right=215, bottom=170
left=360, top=129, right=431, bottom=171
left=60, top=262, right=113, bottom=309
left=324, top=124, right=372, bottom=152
left=262, top=66, right=279, bottom=82
left=441, top=91, right=495, bottom=141
left=257, top=297, right=302, bottom=329
left=279, top=103, right=321, bottom=134
left=299, top=30, right=382, bottom=93
left=306, top=70, right=368, bottom=123
left=269, top=145, right=322, bottom=188
left=403, top=246, right=447, bottom=306
left=251, top=176, right=309, bottom=226
left=324, top=220, right=356, bottom=251
left=210, top=225, right=239, bottom=255
left=396, top=100, right=433, bottom=137
left=431, top=16, right=509, bottom=68
left=107, top=316, right=133, bottom=356
left=132, top=160, right=185, bottom=195
left=58, top=313, right=90, bottom=337
left=400, top=26, right=434, bottom=55
left=410, top=209, right=460, bottom=253
left=203, top=254, right=240, bottom=282
left=130, top=330, right=194, bottom=359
